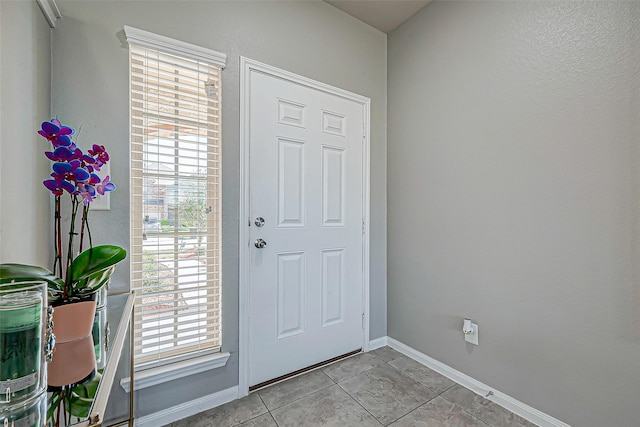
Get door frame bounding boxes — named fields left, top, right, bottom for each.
left=238, top=57, right=371, bottom=396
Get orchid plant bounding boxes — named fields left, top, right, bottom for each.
left=0, top=118, right=126, bottom=302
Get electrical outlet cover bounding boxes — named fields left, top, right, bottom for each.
left=465, top=323, right=479, bottom=345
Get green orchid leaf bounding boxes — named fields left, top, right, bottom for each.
left=72, top=372, right=101, bottom=399
left=64, top=392, right=92, bottom=418
left=0, top=246, right=125, bottom=301
left=73, top=265, right=116, bottom=295
left=70, top=245, right=126, bottom=283
left=0, top=263, right=65, bottom=292
left=47, top=391, right=65, bottom=423
left=66, top=373, right=102, bottom=418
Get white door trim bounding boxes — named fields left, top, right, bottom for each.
left=239, top=57, right=371, bottom=396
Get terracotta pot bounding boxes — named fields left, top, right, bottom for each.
left=47, top=334, right=96, bottom=388
left=51, top=297, right=97, bottom=344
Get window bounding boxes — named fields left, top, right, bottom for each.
left=126, top=27, right=225, bottom=368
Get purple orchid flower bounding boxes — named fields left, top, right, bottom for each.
left=38, top=119, right=74, bottom=147
left=96, top=175, right=116, bottom=195
left=52, top=162, right=72, bottom=175
left=70, top=160, right=90, bottom=182
left=39, top=117, right=117, bottom=208
left=88, top=173, right=101, bottom=186
left=82, top=154, right=96, bottom=164
left=49, top=164, right=78, bottom=196
left=52, top=160, right=90, bottom=183
left=36, top=117, right=122, bottom=300
left=43, top=178, right=75, bottom=196
left=77, top=183, right=96, bottom=205
left=88, top=144, right=109, bottom=167
left=50, top=118, right=67, bottom=129
left=43, top=179, right=64, bottom=196
left=45, top=146, right=76, bottom=162
left=81, top=154, right=100, bottom=173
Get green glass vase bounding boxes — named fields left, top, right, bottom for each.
left=0, top=282, right=47, bottom=405
left=0, top=391, right=46, bottom=427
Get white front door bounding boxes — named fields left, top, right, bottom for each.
left=247, top=67, right=366, bottom=387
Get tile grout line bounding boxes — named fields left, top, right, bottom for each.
left=334, top=349, right=430, bottom=426
left=438, top=393, right=493, bottom=427
left=266, top=366, right=376, bottom=427
left=378, top=357, right=446, bottom=426
left=385, top=393, right=439, bottom=426
left=379, top=349, right=495, bottom=426
left=382, top=381, right=482, bottom=426
left=226, top=392, right=279, bottom=427
left=369, top=350, right=407, bottom=425
left=268, top=410, right=280, bottom=427
left=376, top=348, right=488, bottom=426
left=346, top=350, right=398, bottom=424
left=257, top=392, right=277, bottom=427
left=439, top=384, right=535, bottom=427
left=263, top=380, right=336, bottom=412
left=328, top=352, right=390, bottom=425
left=334, top=381, right=384, bottom=426
left=383, top=351, right=525, bottom=427
left=256, top=370, right=337, bottom=414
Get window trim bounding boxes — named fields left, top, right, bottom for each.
left=126, top=27, right=226, bottom=368
left=124, top=26, right=226, bottom=69
left=120, top=351, right=230, bottom=392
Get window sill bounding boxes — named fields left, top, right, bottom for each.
left=120, top=352, right=230, bottom=392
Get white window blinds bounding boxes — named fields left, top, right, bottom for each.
left=127, top=28, right=224, bottom=366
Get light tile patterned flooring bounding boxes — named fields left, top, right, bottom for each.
left=167, top=347, right=537, bottom=427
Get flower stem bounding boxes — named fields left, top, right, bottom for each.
left=64, top=195, right=80, bottom=298
left=85, top=204, right=93, bottom=249
left=79, top=204, right=88, bottom=253
left=56, top=391, right=63, bottom=427
left=54, top=196, right=63, bottom=277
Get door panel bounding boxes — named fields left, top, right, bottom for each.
left=277, top=138, right=305, bottom=227
left=276, top=252, right=306, bottom=339
left=322, top=146, right=346, bottom=226
left=321, top=248, right=345, bottom=327
left=248, top=70, right=364, bottom=386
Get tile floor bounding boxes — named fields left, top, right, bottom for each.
left=167, top=347, right=537, bottom=427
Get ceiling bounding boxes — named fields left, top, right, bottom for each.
left=324, top=0, right=431, bottom=33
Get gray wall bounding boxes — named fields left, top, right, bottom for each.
left=388, top=2, right=639, bottom=426
left=52, top=0, right=387, bottom=418
left=1, top=0, right=51, bottom=266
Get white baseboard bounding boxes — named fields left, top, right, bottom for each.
left=386, top=337, right=570, bottom=427
left=134, top=386, right=238, bottom=427
left=368, top=336, right=388, bottom=350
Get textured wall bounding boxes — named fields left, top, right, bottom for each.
left=0, top=1, right=51, bottom=266
left=52, top=0, right=387, bottom=419
left=388, top=2, right=640, bottom=426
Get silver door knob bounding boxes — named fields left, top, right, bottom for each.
left=254, top=238, right=267, bottom=249
left=254, top=217, right=265, bottom=227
